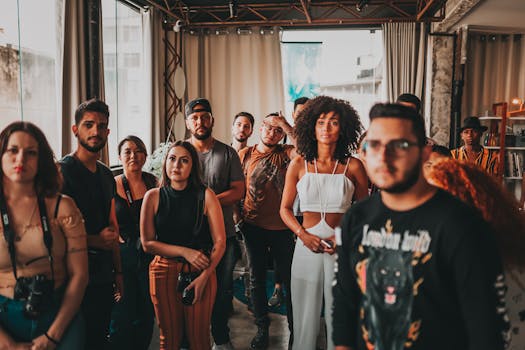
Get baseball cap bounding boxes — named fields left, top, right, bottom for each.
left=185, top=98, right=212, bottom=117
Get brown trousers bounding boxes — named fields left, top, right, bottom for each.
left=149, top=256, right=217, bottom=350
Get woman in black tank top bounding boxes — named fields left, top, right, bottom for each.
left=109, top=136, right=158, bottom=350
left=140, top=141, right=226, bottom=350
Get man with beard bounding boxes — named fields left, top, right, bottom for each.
left=231, top=112, right=254, bottom=152
left=239, top=113, right=297, bottom=349
left=332, top=103, right=509, bottom=350
left=185, top=98, right=245, bottom=350
left=451, top=116, right=499, bottom=176
left=59, top=98, right=123, bottom=350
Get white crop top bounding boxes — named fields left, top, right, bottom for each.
left=297, top=159, right=355, bottom=214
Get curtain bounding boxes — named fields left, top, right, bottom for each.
left=144, top=8, right=166, bottom=150
left=382, top=22, right=427, bottom=104
left=462, top=33, right=525, bottom=118
left=183, top=29, right=285, bottom=144
left=61, top=0, right=88, bottom=155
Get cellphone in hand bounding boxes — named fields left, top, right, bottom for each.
left=320, top=239, right=334, bottom=249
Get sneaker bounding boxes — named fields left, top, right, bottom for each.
left=212, top=341, right=235, bottom=350
left=250, top=326, right=269, bottom=349
left=268, top=287, right=282, bottom=307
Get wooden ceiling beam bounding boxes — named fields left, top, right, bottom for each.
left=300, top=0, right=312, bottom=23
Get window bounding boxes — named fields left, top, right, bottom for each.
left=281, top=29, right=385, bottom=130
left=102, top=0, right=151, bottom=166
left=0, top=0, right=63, bottom=154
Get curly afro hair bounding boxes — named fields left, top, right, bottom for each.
left=294, top=96, right=363, bottom=162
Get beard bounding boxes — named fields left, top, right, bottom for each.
left=193, top=127, right=212, bottom=140
left=380, top=158, right=422, bottom=194
left=79, top=137, right=106, bottom=153
left=235, top=135, right=247, bottom=143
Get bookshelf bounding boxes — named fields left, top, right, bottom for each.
left=479, top=103, right=525, bottom=205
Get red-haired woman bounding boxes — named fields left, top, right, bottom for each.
left=427, top=158, right=525, bottom=348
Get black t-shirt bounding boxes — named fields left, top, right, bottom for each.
left=332, top=190, right=509, bottom=350
left=59, top=155, right=116, bottom=284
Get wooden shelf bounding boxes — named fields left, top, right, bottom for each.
left=479, top=116, right=502, bottom=120
left=485, top=146, right=525, bottom=150
left=504, top=177, right=523, bottom=180
left=479, top=116, right=525, bottom=121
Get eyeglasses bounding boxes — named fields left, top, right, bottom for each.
left=361, top=139, right=420, bottom=157
left=187, top=113, right=212, bottom=124
left=262, top=122, right=283, bottom=135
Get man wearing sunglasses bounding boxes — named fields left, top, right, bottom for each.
left=333, top=103, right=509, bottom=350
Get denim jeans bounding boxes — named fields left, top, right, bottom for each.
left=243, top=223, right=294, bottom=331
left=211, top=236, right=237, bottom=345
left=109, top=241, right=154, bottom=350
left=0, top=289, right=85, bottom=348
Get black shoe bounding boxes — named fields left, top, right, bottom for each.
left=250, top=326, right=269, bottom=349
left=268, top=287, right=282, bottom=307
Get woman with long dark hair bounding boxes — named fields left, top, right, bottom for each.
left=140, top=141, right=226, bottom=350
left=280, top=96, right=369, bottom=350
left=0, top=121, right=88, bottom=349
left=109, top=136, right=157, bottom=349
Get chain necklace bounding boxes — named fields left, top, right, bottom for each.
left=14, top=199, right=38, bottom=242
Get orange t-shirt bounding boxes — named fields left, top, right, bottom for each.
left=239, top=145, right=293, bottom=230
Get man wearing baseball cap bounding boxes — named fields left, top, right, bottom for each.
left=451, top=116, right=499, bottom=176
left=185, top=98, right=245, bottom=350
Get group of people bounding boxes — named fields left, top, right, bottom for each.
left=0, top=92, right=523, bottom=350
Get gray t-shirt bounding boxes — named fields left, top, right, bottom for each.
left=198, top=140, right=244, bottom=237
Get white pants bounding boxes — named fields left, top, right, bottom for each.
left=291, top=219, right=336, bottom=350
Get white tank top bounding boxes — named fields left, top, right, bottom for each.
left=296, top=159, right=355, bottom=214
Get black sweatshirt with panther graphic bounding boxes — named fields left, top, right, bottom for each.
left=332, top=190, right=509, bottom=350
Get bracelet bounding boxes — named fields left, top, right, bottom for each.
left=295, top=226, right=304, bottom=236
left=44, top=332, right=60, bottom=346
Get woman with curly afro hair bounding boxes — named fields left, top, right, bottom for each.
left=280, top=96, right=369, bottom=350
left=427, top=158, right=525, bottom=348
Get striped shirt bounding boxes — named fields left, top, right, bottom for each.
left=451, top=146, right=500, bottom=176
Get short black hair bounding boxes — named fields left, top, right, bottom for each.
left=233, top=112, right=255, bottom=127
left=294, top=97, right=310, bottom=111
left=369, top=103, right=426, bottom=146
left=431, top=144, right=452, bottom=157
left=396, top=93, right=421, bottom=114
left=74, top=98, right=109, bottom=125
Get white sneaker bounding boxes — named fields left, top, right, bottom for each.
left=212, top=341, right=235, bottom=350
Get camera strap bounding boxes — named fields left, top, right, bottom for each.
left=0, top=193, right=54, bottom=281
left=121, top=174, right=134, bottom=205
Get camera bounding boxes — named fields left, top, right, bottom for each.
left=173, top=20, right=183, bottom=33
left=177, top=270, right=200, bottom=305
left=14, top=274, right=53, bottom=319
left=181, top=288, right=195, bottom=306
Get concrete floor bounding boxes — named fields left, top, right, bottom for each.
left=148, top=298, right=291, bottom=350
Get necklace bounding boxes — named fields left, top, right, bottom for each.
left=15, top=199, right=38, bottom=242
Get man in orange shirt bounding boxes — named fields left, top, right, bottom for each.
left=239, top=113, right=296, bottom=349
left=451, top=116, right=499, bottom=176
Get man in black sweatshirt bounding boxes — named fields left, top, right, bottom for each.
left=332, top=103, right=509, bottom=350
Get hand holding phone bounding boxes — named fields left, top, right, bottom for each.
left=320, top=239, right=333, bottom=249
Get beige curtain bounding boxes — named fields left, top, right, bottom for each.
left=382, top=22, right=427, bottom=104
left=144, top=8, right=166, bottom=150
left=183, top=29, right=285, bottom=144
left=462, top=33, right=525, bottom=117
left=61, top=0, right=88, bottom=156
